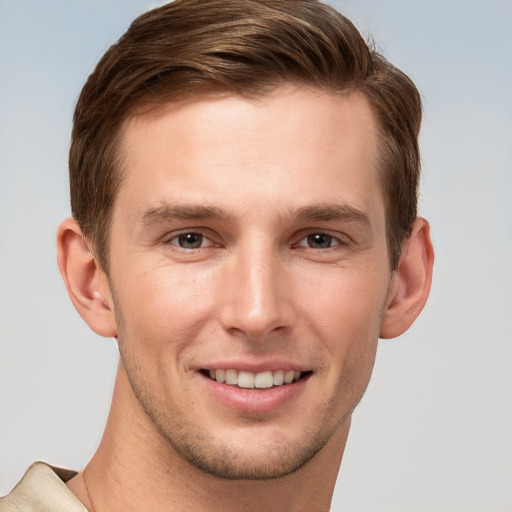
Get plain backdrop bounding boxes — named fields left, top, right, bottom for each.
left=1, top=1, right=511, bottom=510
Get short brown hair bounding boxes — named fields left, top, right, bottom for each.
left=70, top=0, right=422, bottom=270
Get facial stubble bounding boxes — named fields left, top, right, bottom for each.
left=107, top=268, right=384, bottom=481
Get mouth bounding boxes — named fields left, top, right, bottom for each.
left=201, top=369, right=312, bottom=389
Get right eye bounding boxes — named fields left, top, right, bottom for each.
left=168, top=232, right=209, bottom=250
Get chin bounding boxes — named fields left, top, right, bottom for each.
left=162, top=427, right=329, bottom=481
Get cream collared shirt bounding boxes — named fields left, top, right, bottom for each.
left=0, top=462, right=87, bottom=512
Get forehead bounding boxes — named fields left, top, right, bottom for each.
left=116, top=86, right=383, bottom=223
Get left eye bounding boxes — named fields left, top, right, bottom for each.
left=170, top=232, right=208, bottom=249
left=298, top=233, right=340, bottom=249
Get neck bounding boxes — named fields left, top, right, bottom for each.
left=68, top=364, right=350, bottom=512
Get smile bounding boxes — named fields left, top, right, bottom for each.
left=204, top=369, right=309, bottom=389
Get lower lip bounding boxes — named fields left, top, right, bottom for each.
left=200, top=373, right=310, bottom=413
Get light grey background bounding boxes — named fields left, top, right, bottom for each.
left=1, top=1, right=511, bottom=510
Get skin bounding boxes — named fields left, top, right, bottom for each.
left=59, top=86, right=433, bottom=512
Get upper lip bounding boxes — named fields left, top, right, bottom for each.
left=193, top=358, right=311, bottom=373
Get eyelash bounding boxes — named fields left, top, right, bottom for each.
left=164, top=231, right=219, bottom=250
left=295, top=232, right=344, bottom=250
left=163, top=230, right=348, bottom=252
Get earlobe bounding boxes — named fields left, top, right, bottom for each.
left=57, top=218, right=118, bottom=338
left=379, top=218, right=434, bottom=339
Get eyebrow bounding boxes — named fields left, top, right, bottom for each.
left=138, top=203, right=233, bottom=227
left=138, top=201, right=371, bottom=229
left=293, top=204, right=371, bottom=227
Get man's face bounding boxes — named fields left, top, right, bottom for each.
left=106, top=86, right=394, bottom=479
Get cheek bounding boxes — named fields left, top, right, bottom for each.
left=113, top=262, right=219, bottom=354
left=296, top=262, right=390, bottom=335
left=295, top=263, right=389, bottom=390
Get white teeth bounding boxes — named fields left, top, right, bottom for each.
left=254, top=371, right=273, bottom=389
left=207, top=368, right=305, bottom=388
left=225, top=369, right=238, bottom=385
left=284, top=370, right=295, bottom=384
left=237, top=371, right=255, bottom=389
left=273, top=370, right=284, bottom=386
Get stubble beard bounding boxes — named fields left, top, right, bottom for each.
left=110, top=282, right=376, bottom=482
left=120, top=350, right=344, bottom=481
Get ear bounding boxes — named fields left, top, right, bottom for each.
left=57, top=218, right=118, bottom=338
left=379, top=218, right=434, bottom=339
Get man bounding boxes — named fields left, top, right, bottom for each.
left=0, top=0, right=433, bottom=510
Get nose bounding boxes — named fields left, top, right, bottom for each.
left=218, top=244, right=295, bottom=342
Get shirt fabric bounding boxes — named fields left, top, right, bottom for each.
left=0, top=462, right=87, bottom=512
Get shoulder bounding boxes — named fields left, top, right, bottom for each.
left=0, top=462, right=87, bottom=512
